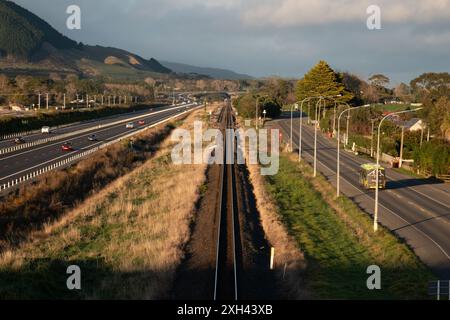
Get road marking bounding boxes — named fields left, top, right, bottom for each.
left=0, top=108, right=195, bottom=182
left=279, top=121, right=450, bottom=262
left=0, top=105, right=191, bottom=160
left=0, top=107, right=188, bottom=162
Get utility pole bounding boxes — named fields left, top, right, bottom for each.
left=46, top=93, right=49, bottom=109
left=255, top=97, right=259, bottom=130
left=370, top=119, right=376, bottom=157
left=38, top=93, right=41, bottom=109
left=63, top=94, right=66, bottom=110
left=399, top=126, right=405, bottom=168
left=86, top=94, right=89, bottom=109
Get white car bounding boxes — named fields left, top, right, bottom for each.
left=126, top=122, right=134, bottom=129
left=41, top=126, right=51, bottom=134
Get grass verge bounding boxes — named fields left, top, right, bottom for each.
left=262, top=153, right=433, bottom=299
left=0, top=106, right=215, bottom=299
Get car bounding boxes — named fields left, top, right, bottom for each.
left=88, top=134, right=97, bottom=141
left=138, top=120, right=145, bottom=126
left=126, top=122, right=135, bottom=129
left=62, top=142, right=74, bottom=151
left=41, top=126, right=51, bottom=134
left=13, top=137, right=26, bottom=144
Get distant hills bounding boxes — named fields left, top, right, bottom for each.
left=161, top=61, right=253, bottom=80
left=0, top=0, right=252, bottom=80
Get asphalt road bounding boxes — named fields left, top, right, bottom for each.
left=0, top=103, right=198, bottom=188
left=0, top=105, right=178, bottom=149
left=274, top=114, right=450, bottom=279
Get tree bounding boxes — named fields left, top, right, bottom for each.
left=394, top=83, right=412, bottom=102
left=260, top=97, right=282, bottom=118
left=296, top=60, right=353, bottom=107
left=369, top=74, right=390, bottom=88
left=265, top=78, right=294, bottom=105
left=427, top=97, right=450, bottom=139
left=410, top=72, right=450, bottom=101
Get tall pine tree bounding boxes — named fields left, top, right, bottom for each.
left=296, top=60, right=353, bottom=106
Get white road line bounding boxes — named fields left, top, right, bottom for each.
left=279, top=122, right=450, bottom=262
left=298, top=121, right=450, bottom=210
left=0, top=107, right=198, bottom=182
left=0, top=106, right=188, bottom=162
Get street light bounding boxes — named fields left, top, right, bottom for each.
left=373, top=107, right=423, bottom=232
left=313, top=95, right=343, bottom=177
left=290, top=103, right=298, bottom=152
left=336, top=104, right=371, bottom=197
left=255, top=95, right=268, bottom=130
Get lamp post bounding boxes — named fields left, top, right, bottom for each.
left=313, top=95, right=342, bottom=177
left=290, top=103, right=298, bottom=152
left=373, top=107, right=423, bottom=232
left=336, top=104, right=371, bottom=198
left=255, top=95, right=268, bottom=130
left=370, top=118, right=377, bottom=157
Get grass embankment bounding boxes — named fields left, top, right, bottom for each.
left=0, top=104, right=160, bottom=136
left=0, top=106, right=214, bottom=299
left=261, top=153, right=433, bottom=299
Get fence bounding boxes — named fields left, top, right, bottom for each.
left=429, top=280, right=450, bottom=300
left=0, top=106, right=199, bottom=193
left=0, top=104, right=192, bottom=156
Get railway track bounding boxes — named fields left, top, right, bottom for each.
left=214, top=103, right=241, bottom=300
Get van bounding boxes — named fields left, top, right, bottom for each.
left=41, top=126, right=51, bottom=134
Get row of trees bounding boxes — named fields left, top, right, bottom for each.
left=293, top=60, right=449, bottom=176
left=0, top=74, right=155, bottom=107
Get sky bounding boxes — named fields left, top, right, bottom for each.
left=14, top=0, right=450, bottom=85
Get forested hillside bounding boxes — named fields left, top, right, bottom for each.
left=0, top=0, right=77, bottom=58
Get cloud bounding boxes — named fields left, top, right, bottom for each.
left=241, top=0, right=450, bottom=27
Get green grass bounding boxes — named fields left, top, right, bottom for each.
left=379, top=104, right=410, bottom=112
left=264, top=154, right=434, bottom=299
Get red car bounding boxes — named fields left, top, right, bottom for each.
left=138, top=120, right=145, bottom=126
left=62, top=142, right=74, bottom=151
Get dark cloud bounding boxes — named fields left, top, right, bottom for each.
left=13, top=0, right=450, bottom=84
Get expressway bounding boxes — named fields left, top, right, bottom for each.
left=0, top=103, right=199, bottom=191
left=0, top=105, right=181, bottom=149
left=275, top=114, right=450, bottom=279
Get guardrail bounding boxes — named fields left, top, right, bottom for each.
left=0, top=104, right=193, bottom=156
left=0, top=106, right=199, bottom=194
left=429, top=280, right=450, bottom=300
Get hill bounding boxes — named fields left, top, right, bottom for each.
left=0, top=0, right=171, bottom=78
left=0, top=0, right=77, bottom=57
left=161, top=61, right=253, bottom=80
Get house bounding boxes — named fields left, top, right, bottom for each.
left=402, top=118, right=425, bottom=132
left=9, top=103, right=24, bottom=111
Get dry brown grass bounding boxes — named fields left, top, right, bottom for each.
left=0, top=104, right=219, bottom=299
